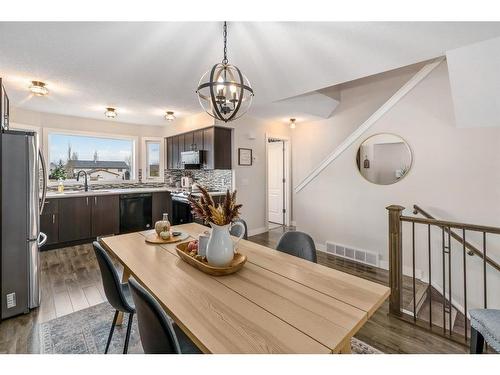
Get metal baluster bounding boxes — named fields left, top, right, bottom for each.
left=428, top=224, right=432, bottom=328
left=483, top=232, right=487, bottom=309
left=448, top=227, right=452, bottom=335
left=442, top=227, right=446, bottom=334
left=463, top=229, right=467, bottom=341
left=412, top=222, right=416, bottom=321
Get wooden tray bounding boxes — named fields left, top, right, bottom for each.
left=145, top=232, right=189, bottom=244
left=175, top=241, right=247, bottom=276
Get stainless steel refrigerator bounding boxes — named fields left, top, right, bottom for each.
left=1, top=130, right=47, bottom=319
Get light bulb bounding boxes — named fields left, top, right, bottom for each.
left=289, top=118, right=296, bottom=129
left=216, top=76, right=225, bottom=95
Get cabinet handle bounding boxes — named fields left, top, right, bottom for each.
left=52, top=214, right=55, bottom=224
left=86, top=197, right=89, bottom=206
left=94, top=196, right=97, bottom=205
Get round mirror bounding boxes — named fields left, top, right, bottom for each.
left=356, top=133, right=412, bottom=185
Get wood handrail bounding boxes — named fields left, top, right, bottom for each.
left=409, top=205, right=500, bottom=272
left=414, top=205, right=485, bottom=256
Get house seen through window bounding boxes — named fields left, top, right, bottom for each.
left=48, top=133, right=135, bottom=182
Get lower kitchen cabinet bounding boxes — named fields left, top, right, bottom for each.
left=40, top=199, right=59, bottom=245
left=152, top=191, right=172, bottom=223
left=91, top=195, right=119, bottom=237
left=58, top=196, right=92, bottom=242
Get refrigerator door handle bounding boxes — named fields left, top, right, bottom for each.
left=39, top=149, right=47, bottom=214
left=37, top=232, right=47, bottom=247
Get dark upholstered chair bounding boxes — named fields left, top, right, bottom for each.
left=276, top=231, right=317, bottom=263
left=230, top=218, right=248, bottom=240
left=128, top=277, right=201, bottom=354
left=93, top=241, right=135, bottom=354
left=469, top=309, right=500, bottom=353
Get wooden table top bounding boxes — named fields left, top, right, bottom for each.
left=100, top=223, right=389, bottom=354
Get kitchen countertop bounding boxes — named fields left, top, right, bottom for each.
left=46, top=187, right=227, bottom=199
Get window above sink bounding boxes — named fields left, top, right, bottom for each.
left=46, top=130, right=137, bottom=185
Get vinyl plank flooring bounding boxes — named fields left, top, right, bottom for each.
left=83, top=285, right=105, bottom=306
left=53, top=291, right=74, bottom=318
left=66, top=278, right=90, bottom=312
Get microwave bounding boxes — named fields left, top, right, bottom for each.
left=181, top=150, right=204, bottom=168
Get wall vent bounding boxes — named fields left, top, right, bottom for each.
left=325, top=241, right=379, bottom=267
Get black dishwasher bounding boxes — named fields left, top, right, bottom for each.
left=119, top=193, right=152, bottom=233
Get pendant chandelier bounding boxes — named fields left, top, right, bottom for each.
left=196, top=22, right=254, bottom=123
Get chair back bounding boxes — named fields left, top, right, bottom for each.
left=230, top=218, right=248, bottom=240
left=128, top=277, right=182, bottom=354
left=92, top=241, right=134, bottom=313
left=276, top=231, right=317, bottom=263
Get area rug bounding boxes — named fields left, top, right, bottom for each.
left=39, top=302, right=382, bottom=354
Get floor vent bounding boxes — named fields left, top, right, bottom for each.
left=325, top=241, right=379, bottom=267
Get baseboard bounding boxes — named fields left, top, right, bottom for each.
left=248, top=227, right=268, bottom=237
left=315, top=243, right=327, bottom=252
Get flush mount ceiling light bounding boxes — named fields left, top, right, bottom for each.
left=29, top=81, right=49, bottom=96
left=164, top=111, right=176, bottom=121
left=196, top=22, right=254, bottom=123
left=289, top=118, right=296, bottom=129
left=104, top=107, right=117, bottom=119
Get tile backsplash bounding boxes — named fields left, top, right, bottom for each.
left=47, top=169, right=233, bottom=192
left=165, top=169, right=233, bottom=191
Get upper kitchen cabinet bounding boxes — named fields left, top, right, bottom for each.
left=166, top=126, right=232, bottom=170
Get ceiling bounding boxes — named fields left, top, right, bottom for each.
left=1, top=22, right=500, bottom=126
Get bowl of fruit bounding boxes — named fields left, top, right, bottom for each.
left=175, top=240, right=247, bottom=276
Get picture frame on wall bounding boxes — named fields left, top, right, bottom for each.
left=238, top=148, right=253, bottom=166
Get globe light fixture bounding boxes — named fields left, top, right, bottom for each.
left=164, top=111, right=176, bottom=121
left=104, top=107, right=117, bottom=119
left=196, top=22, right=254, bottom=123
left=29, top=81, right=49, bottom=96
left=289, top=118, right=296, bottom=129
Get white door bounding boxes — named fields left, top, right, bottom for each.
left=268, top=141, right=284, bottom=224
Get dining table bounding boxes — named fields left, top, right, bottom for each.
left=99, top=223, right=390, bottom=354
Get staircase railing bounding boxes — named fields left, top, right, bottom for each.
left=413, top=205, right=500, bottom=272
left=387, top=205, right=500, bottom=343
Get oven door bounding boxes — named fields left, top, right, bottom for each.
left=172, top=198, right=193, bottom=225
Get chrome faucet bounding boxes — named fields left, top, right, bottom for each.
left=76, top=170, right=89, bottom=192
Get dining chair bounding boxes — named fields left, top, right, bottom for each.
left=128, top=277, right=202, bottom=354
left=230, top=218, right=248, bottom=240
left=93, top=241, right=136, bottom=354
left=469, top=309, right=500, bottom=353
left=276, top=231, right=317, bottom=263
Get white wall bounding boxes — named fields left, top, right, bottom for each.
left=447, top=36, right=500, bottom=128
left=292, top=61, right=500, bottom=310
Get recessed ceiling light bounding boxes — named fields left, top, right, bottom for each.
left=164, top=111, right=176, bottom=121
left=289, top=118, right=296, bottom=129
left=104, top=107, right=117, bottom=119
left=29, top=81, right=49, bottom=96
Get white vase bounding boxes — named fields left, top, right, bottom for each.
left=206, top=221, right=245, bottom=267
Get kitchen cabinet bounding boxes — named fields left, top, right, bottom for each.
left=193, top=130, right=203, bottom=151
left=213, top=127, right=232, bottom=169
left=202, top=127, right=214, bottom=169
left=40, top=199, right=59, bottom=245
left=152, top=191, right=172, bottom=223
left=167, top=137, right=173, bottom=170
left=91, top=195, right=119, bottom=237
left=58, top=196, right=91, bottom=242
left=171, top=135, right=180, bottom=169
left=166, top=126, right=232, bottom=170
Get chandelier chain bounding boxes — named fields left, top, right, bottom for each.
left=222, top=21, right=228, bottom=65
